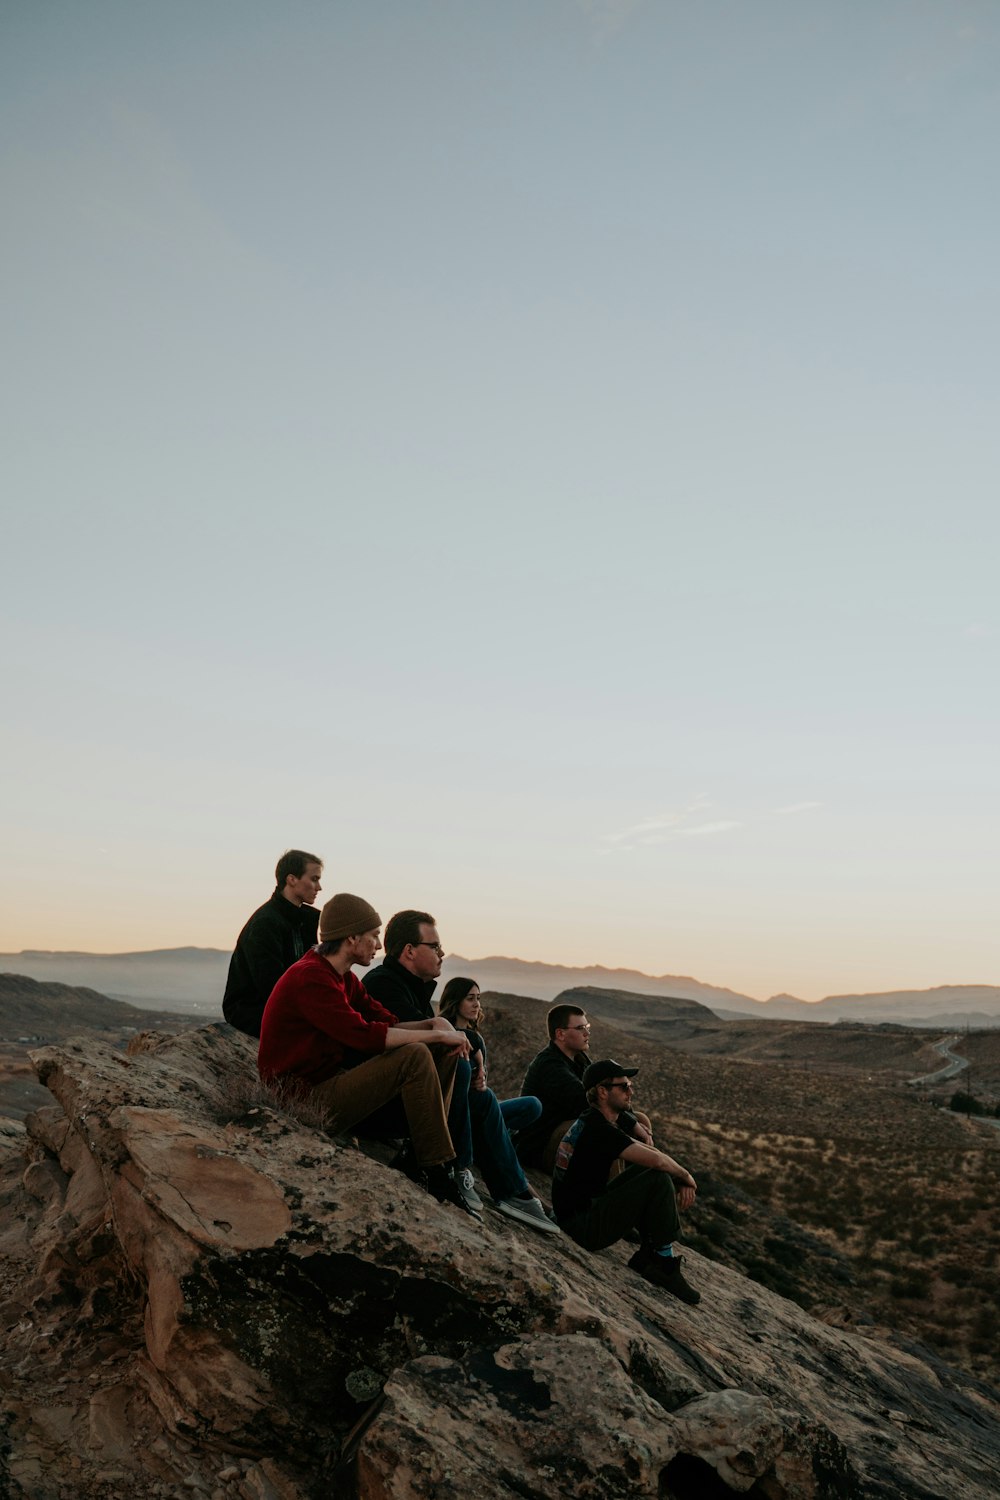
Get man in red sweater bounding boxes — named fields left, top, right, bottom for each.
left=258, top=892, right=477, bottom=1219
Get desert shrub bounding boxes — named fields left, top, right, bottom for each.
left=949, top=1091, right=985, bottom=1116
left=744, top=1256, right=809, bottom=1309
left=764, top=1235, right=802, bottom=1270
left=972, top=1307, right=1000, bottom=1341
left=211, top=1070, right=333, bottom=1131
left=683, top=1233, right=727, bottom=1263
left=698, top=1216, right=731, bottom=1247
left=889, top=1271, right=931, bottom=1300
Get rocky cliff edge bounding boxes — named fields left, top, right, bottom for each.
left=1, top=1024, right=998, bottom=1500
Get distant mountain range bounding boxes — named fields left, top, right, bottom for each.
left=1, top=947, right=998, bottom=1027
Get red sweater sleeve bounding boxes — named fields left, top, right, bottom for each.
left=258, top=953, right=395, bottom=1087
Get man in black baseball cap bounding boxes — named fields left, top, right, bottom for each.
left=516, top=1006, right=655, bottom=1172
left=581, top=1059, right=639, bottom=1090
left=550, top=1059, right=701, bottom=1306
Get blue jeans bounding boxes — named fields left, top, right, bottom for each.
left=499, top=1095, right=542, bottom=1134
left=447, top=1057, right=474, bottom=1169
left=468, top=1085, right=533, bottom=1202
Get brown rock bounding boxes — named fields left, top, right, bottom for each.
left=0, top=1022, right=998, bottom=1499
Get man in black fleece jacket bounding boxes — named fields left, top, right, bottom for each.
left=223, top=849, right=323, bottom=1038
left=516, top=1002, right=653, bottom=1171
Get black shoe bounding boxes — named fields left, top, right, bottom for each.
left=388, top=1143, right=423, bottom=1184
left=424, top=1165, right=484, bottom=1223
left=628, top=1250, right=701, bottom=1306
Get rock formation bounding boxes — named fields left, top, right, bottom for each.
left=1, top=1023, right=999, bottom=1499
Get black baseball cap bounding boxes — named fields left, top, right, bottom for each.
left=583, top=1059, right=639, bottom=1090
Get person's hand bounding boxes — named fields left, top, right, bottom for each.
left=676, top=1185, right=696, bottom=1212
left=471, top=1064, right=487, bottom=1090
left=428, top=1018, right=470, bottom=1056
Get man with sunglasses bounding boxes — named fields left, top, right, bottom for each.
left=516, top=1005, right=653, bottom=1172
left=551, top=1059, right=701, bottom=1305
left=363, top=911, right=557, bottom=1233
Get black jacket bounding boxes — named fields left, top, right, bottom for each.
left=222, top=891, right=320, bottom=1038
left=516, top=1042, right=637, bottom=1165
left=362, top=955, right=436, bottom=1023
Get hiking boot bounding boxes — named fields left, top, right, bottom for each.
left=628, top=1250, right=701, bottom=1306
left=456, top=1167, right=484, bottom=1211
left=494, top=1196, right=562, bottom=1235
left=424, top=1165, right=484, bottom=1222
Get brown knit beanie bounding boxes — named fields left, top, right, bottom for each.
left=319, top=893, right=382, bottom=943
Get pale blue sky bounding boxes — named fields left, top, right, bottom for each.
left=2, top=1, right=997, bottom=998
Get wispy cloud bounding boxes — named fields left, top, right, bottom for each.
left=604, top=797, right=712, bottom=848
left=605, top=794, right=822, bottom=851
left=604, top=814, right=681, bottom=845
left=963, top=623, right=991, bottom=639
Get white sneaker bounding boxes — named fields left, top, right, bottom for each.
left=456, top=1168, right=484, bottom=1211
left=494, top=1196, right=562, bottom=1235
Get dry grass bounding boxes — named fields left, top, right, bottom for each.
left=210, top=1069, right=335, bottom=1133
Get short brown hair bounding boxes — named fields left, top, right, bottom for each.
left=384, top=909, right=436, bottom=961
left=275, top=849, right=323, bottom=888
left=546, top=1003, right=585, bottom=1040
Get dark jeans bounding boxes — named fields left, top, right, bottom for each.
left=561, top=1165, right=679, bottom=1251
left=447, top=1057, right=474, bottom=1168
left=461, top=1085, right=531, bottom=1201
left=499, top=1095, right=542, bottom=1134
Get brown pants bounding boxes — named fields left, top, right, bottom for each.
left=311, top=1047, right=458, bottom=1168
left=541, top=1109, right=653, bottom=1176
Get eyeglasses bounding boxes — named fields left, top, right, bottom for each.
left=565, top=1023, right=591, bottom=1032
left=413, top=941, right=445, bottom=956
left=607, top=1081, right=634, bottom=1092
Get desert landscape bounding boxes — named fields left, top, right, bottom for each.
left=2, top=967, right=1000, bottom=1497
left=482, top=989, right=1000, bottom=1390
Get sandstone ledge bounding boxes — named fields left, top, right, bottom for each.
left=0, top=1023, right=997, bottom=1499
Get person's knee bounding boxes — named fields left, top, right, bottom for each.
left=469, top=1087, right=500, bottom=1119
left=651, top=1171, right=678, bottom=1205
left=399, top=1047, right=435, bottom=1080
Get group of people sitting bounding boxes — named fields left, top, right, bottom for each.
left=222, top=850, right=702, bottom=1306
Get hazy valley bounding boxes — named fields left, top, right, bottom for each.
left=4, top=946, right=1000, bottom=1026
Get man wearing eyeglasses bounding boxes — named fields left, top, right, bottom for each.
left=257, top=894, right=476, bottom=1221
left=516, top=1005, right=653, bottom=1173
left=551, top=1059, right=701, bottom=1305
left=363, top=911, right=557, bottom=1233
left=361, top=909, right=449, bottom=1024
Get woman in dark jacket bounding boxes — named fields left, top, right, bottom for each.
left=437, top=977, right=542, bottom=1138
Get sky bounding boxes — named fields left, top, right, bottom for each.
left=2, top=0, right=998, bottom=1001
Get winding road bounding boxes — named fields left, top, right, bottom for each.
left=907, top=1035, right=968, bottom=1088
left=907, top=1036, right=1000, bottom=1130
